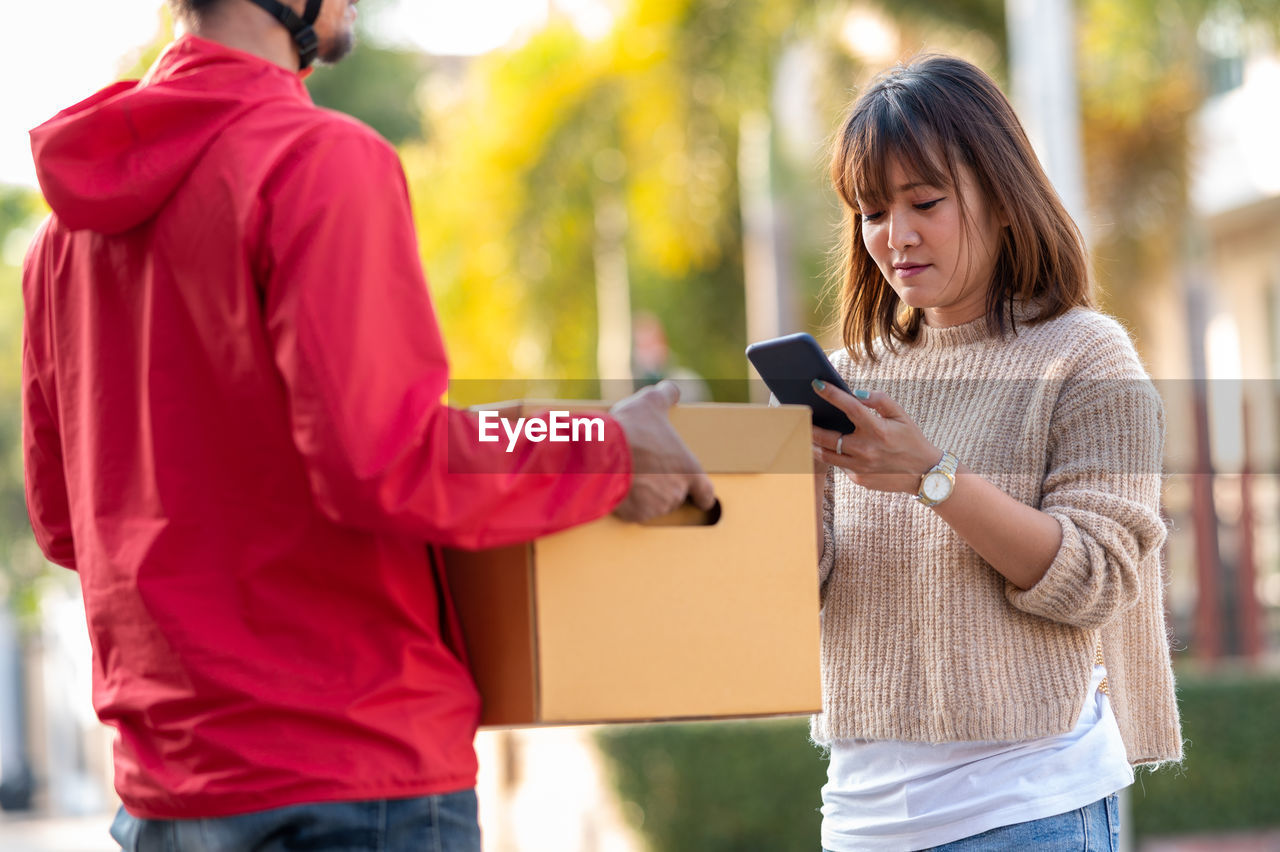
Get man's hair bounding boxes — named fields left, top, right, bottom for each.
left=168, top=0, right=225, bottom=22
left=828, top=54, right=1093, bottom=361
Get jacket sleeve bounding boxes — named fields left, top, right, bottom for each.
left=256, top=122, right=631, bottom=549
left=1005, top=323, right=1167, bottom=629
left=21, top=227, right=77, bottom=570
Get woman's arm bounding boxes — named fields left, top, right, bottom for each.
left=809, top=369, right=1164, bottom=626
left=931, top=466, right=1061, bottom=589
left=809, top=382, right=1059, bottom=589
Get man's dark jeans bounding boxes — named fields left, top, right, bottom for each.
left=109, top=789, right=481, bottom=851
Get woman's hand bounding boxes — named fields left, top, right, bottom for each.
left=808, top=379, right=1064, bottom=589
left=809, top=380, right=941, bottom=495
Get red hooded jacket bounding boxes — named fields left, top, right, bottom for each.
left=22, top=36, right=631, bottom=818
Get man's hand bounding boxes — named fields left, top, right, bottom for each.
left=610, top=381, right=717, bottom=523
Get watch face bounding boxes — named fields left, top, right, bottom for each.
left=922, top=472, right=952, bottom=502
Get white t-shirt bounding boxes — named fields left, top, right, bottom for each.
left=821, top=665, right=1133, bottom=851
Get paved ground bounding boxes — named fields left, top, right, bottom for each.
left=0, top=812, right=118, bottom=852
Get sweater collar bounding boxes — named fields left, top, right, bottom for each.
left=915, top=300, right=1042, bottom=352
left=917, top=313, right=993, bottom=351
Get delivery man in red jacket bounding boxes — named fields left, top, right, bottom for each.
left=21, top=0, right=715, bottom=848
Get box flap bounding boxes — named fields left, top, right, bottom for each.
left=470, top=401, right=812, bottom=474
left=667, top=404, right=811, bottom=474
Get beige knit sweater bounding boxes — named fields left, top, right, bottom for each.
left=814, top=306, right=1182, bottom=766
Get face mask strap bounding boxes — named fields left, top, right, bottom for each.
left=245, top=0, right=324, bottom=68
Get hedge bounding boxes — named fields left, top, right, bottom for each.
left=1129, top=671, right=1280, bottom=837
left=594, top=673, right=1280, bottom=849
left=595, top=717, right=826, bottom=852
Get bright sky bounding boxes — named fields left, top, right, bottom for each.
left=2, top=0, right=610, bottom=188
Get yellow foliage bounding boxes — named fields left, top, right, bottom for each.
left=402, top=3, right=738, bottom=386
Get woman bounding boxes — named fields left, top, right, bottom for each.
left=808, top=54, right=1181, bottom=851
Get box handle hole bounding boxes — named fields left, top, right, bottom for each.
left=641, top=498, right=722, bottom=527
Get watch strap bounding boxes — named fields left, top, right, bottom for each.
left=914, top=450, right=959, bottom=507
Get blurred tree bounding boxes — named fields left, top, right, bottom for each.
left=0, top=186, right=49, bottom=620
left=124, top=0, right=1280, bottom=395
left=307, top=45, right=429, bottom=145
left=860, top=0, right=1280, bottom=348
left=403, top=0, right=836, bottom=401
left=1074, top=0, right=1280, bottom=340
left=306, top=0, right=431, bottom=145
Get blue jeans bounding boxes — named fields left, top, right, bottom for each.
left=825, top=793, right=1120, bottom=852
left=109, top=789, right=481, bottom=852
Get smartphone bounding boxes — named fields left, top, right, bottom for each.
left=746, top=333, right=856, bottom=433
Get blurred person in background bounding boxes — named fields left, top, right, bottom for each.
left=632, top=310, right=711, bottom=402
left=21, top=0, right=714, bottom=849
left=807, top=54, right=1181, bottom=851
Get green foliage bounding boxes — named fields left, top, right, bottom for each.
left=406, top=0, right=1280, bottom=391
left=404, top=0, right=821, bottom=392
left=0, top=231, right=28, bottom=535
left=306, top=44, right=429, bottom=145
left=1130, top=672, right=1280, bottom=838
left=1077, top=0, right=1202, bottom=335
left=596, top=718, right=826, bottom=851
left=0, top=185, right=51, bottom=621
left=594, top=676, right=1280, bottom=848
left=845, top=0, right=1280, bottom=351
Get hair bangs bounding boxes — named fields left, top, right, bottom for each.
left=845, top=90, right=951, bottom=214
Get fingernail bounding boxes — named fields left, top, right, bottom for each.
left=853, top=389, right=870, bottom=400
left=811, top=379, right=826, bottom=391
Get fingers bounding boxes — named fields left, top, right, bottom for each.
left=811, top=380, right=877, bottom=431
left=652, top=476, right=690, bottom=517
left=613, top=472, right=709, bottom=522
left=855, top=389, right=905, bottom=420
left=812, top=425, right=846, bottom=455
left=675, top=434, right=717, bottom=512
left=611, top=380, right=681, bottom=426
left=808, top=384, right=938, bottom=494
left=812, top=444, right=842, bottom=468
left=612, top=497, right=643, bottom=523
left=611, top=404, right=717, bottom=523
left=688, top=470, right=717, bottom=511
left=612, top=476, right=679, bottom=522
left=650, top=379, right=681, bottom=408
left=612, top=380, right=717, bottom=520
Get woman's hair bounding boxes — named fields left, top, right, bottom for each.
left=829, top=54, right=1093, bottom=361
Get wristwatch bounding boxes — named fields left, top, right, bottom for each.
left=914, top=451, right=959, bottom=507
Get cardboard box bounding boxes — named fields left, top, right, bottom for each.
left=444, top=403, right=821, bottom=726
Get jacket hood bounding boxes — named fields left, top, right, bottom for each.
left=30, top=36, right=311, bottom=234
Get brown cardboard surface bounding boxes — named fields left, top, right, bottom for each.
left=444, top=403, right=821, bottom=727
left=533, top=473, right=818, bottom=721
left=442, top=545, right=539, bottom=726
